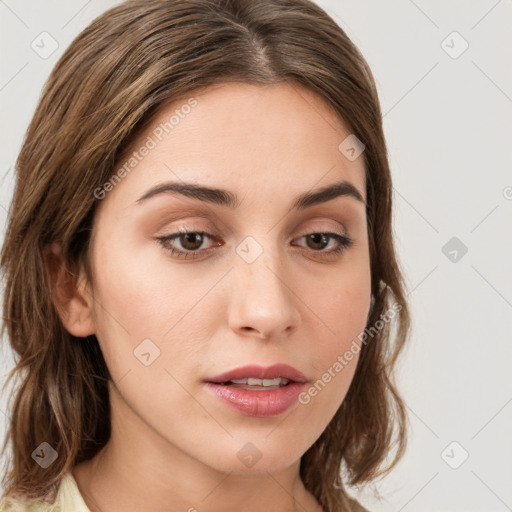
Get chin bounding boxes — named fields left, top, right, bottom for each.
left=201, top=438, right=305, bottom=476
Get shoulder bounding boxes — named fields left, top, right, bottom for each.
left=0, top=495, right=58, bottom=512
left=0, top=468, right=90, bottom=512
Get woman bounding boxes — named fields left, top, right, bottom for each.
left=0, top=0, right=411, bottom=511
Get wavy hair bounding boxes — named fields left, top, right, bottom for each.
left=0, top=0, right=411, bottom=510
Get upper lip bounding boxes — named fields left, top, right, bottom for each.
left=205, top=364, right=308, bottom=384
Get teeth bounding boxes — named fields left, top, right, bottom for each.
left=229, top=377, right=290, bottom=386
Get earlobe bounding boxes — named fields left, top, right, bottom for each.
left=44, top=242, right=96, bottom=338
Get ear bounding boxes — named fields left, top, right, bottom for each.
left=44, top=242, right=96, bottom=337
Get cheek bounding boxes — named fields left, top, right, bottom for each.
left=309, top=253, right=371, bottom=350
left=91, top=233, right=194, bottom=334
left=297, top=256, right=371, bottom=418
left=89, top=235, right=217, bottom=384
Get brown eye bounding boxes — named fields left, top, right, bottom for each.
left=157, top=229, right=353, bottom=261
left=304, top=233, right=330, bottom=250
left=157, top=229, right=220, bottom=260
left=293, top=232, right=354, bottom=258
left=178, top=232, right=205, bottom=251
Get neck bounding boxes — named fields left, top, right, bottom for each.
left=72, top=386, right=322, bottom=512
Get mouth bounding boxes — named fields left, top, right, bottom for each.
left=212, top=376, right=292, bottom=391
left=205, top=363, right=307, bottom=389
left=204, top=364, right=308, bottom=417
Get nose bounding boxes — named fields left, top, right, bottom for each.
left=227, top=242, right=301, bottom=341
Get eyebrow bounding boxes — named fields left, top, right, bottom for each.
left=136, top=179, right=366, bottom=209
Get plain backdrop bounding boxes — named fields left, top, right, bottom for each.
left=1, top=1, right=511, bottom=510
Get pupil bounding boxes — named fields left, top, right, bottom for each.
left=181, top=233, right=202, bottom=250
left=308, top=233, right=327, bottom=250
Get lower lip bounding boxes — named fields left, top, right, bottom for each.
left=205, top=382, right=307, bottom=417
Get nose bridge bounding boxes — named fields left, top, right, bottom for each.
left=229, top=233, right=300, bottom=338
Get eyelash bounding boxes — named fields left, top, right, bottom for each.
left=156, top=227, right=354, bottom=260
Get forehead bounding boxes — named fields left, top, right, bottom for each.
left=98, top=81, right=366, bottom=214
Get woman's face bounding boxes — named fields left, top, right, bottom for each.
left=85, top=81, right=371, bottom=475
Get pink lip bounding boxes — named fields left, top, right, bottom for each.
left=205, top=364, right=307, bottom=384
left=204, top=364, right=308, bottom=418
left=205, top=382, right=306, bottom=417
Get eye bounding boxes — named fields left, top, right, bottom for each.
left=293, top=232, right=354, bottom=259
left=157, top=228, right=221, bottom=260
left=156, top=228, right=354, bottom=260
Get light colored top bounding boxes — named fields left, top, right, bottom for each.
left=0, top=469, right=91, bottom=512
left=0, top=471, right=370, bottom=511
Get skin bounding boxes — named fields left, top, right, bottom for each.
left=52, top=81, right=371, bottom=512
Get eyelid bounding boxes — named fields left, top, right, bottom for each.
left=156, top=225, right=354, bottom=261
left=157, top=221, right=348, bottom=242
left=295, top=225, right=346, bottom=238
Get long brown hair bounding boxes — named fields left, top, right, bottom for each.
left=0, top=1, right=411, bottom=510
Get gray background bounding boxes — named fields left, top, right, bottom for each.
left=1, top=1, right=511, bottom=510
